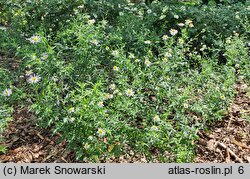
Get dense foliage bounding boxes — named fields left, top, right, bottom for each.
left=0, top=0, right=249, bottom=162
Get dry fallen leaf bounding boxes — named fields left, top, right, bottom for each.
left=206, top=140, right=215, bottom=151
left=225, top=148, right=231, bottom=163
left=231, top=139, right=250, bottom=150
left=246, top=156, right=250, bottom=163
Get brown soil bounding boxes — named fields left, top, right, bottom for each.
left=0, top=52, right=20, bottom=70
left=195, top=83, right=250, bottom=163
left=0, top=107, right=77, bottom=163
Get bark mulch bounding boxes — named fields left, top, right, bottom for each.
left=195, top=83, right=250, bottom=163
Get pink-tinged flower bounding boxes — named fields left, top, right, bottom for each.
left=97, top=101, right=104, bottom=108
left=2, top=88, right=12, bottom=97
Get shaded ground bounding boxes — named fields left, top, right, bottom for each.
left=0, top=107, right=151, bottom=163
left=0, top=107, right=76, bottom=163
left=195, top=83, right=250, bottom=163
left=0, top=52, right=20, bottom=70
left=0, top=54, right=75, bottom=163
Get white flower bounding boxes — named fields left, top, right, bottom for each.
left=162, top=57, right=168, bottom=63
left=147, top=9, right=152, bottom=14
left=113, top=66, right=119, bottom=71
left=101, top=20, right=108, bottom=26
left=51, top=76, right=59, bottom=82
left=151, top=125, right=159, bottom=131
left=41, top=53, right=48, bottom=60
left=105, top=93, right=114, bottom=99
left=97, top=101, right=104, bottom=108
left=97, top=128, right=106, bottom=137
left=28, top=35, right=41, bottom=44
left=105, top=46, right=110, bottom=50
left=113, top=89, right=119, bottom=94
left=178, top=38, right=184, bottom=44
left=183, top=103, right=189, bottom=108
left=2, top=88, right=12, bottom=97
left=144, top=59, right=152, bottom=67
left=84, top=143, right=90, bottom=149
left=174, top=15, right=179, bottom=19
left=200, top=45, right=207, bottom=51
left=90, top=39, right=99, bottom=46
left=68, top=117, right=75, bottom=122
left=68, top=107, right=75, bottom=113
left=153, top=115, right=160, bottom=123
left=169, top=29, right=178, bottom=36
left=119, top=12, right=124, bottom=16
left=111, top=50, right=119, bottom=57
left=164, top=51, right=172, bottom=58
left=160, top=15, right=166, bottom=20
left=108, top=94, right=114, bottom=99
left=27, top=74, right=41, bottom=84
left=109, top=84, right=116, bottom=90
left=25, top=70, right=33, bottom=76
left=144, top=40, right=151, bottom=44
left=220, top=95, right=226, bottom=100
left=189, top=23, right=194, bottom=28
left=162, top=35, right=169, bottom=41
left=125, top=88, right=135, bottom=97
left=185, top=19, right=192, bottom=25
left=178, top=23, right=185, bottom=27
left=88, top=19, right=96, bottom=25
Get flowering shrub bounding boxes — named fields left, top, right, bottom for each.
left=0, top=0, right=249, bottom=162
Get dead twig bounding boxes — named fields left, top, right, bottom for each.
left=227, top=115, right=233, bottom=130
left=218, top=142, right=243, bottom=163
left=60, top=157, right=68, bottom=163
left=231, top=139, right=250, bottom=150
left=36, top=132, right=44, bottom=140
left=225, top=148, right=231, bottom=163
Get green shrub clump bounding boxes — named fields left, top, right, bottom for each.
left=0, top=0, right=249, bottom=162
